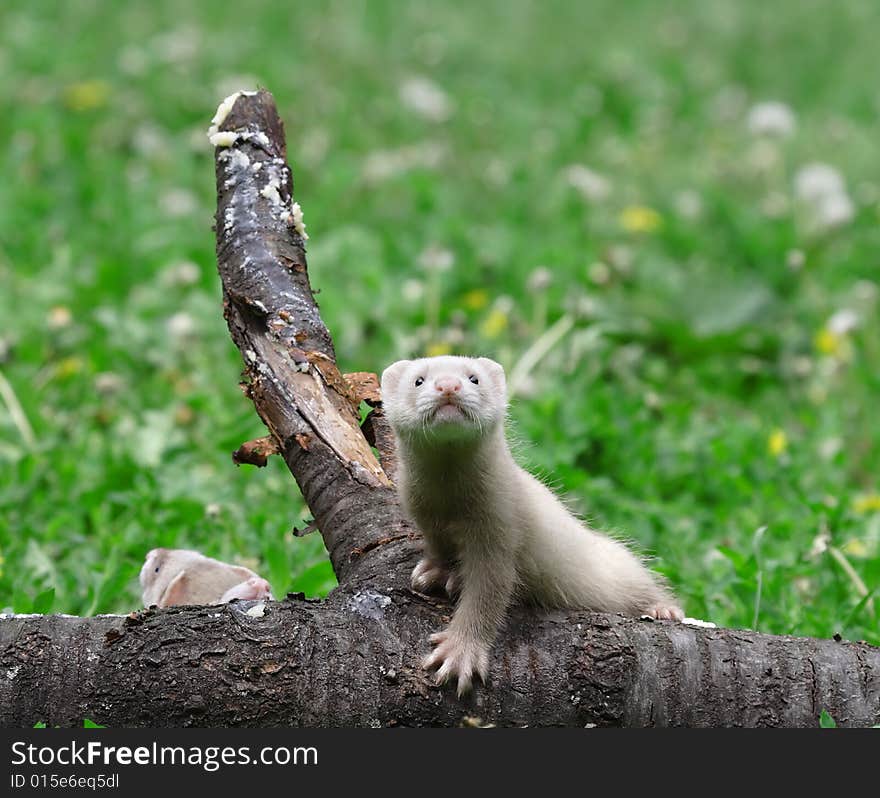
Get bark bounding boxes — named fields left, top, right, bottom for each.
left=2, top=593, right=878, bottom=728
left=1, top=90, right=878, bottom=728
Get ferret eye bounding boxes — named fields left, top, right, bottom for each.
left=154, top=567, right=160, bottom=573
left=468, top=375, right=479, bottom=384
left=414, top=377, right=424, bottom=387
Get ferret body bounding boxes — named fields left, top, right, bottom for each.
left=139, top=548, right=273, bottom=608
left=381, top=355, right=682, bottom=695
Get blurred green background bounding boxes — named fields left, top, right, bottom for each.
left=0, top=0, right=878, bottom=644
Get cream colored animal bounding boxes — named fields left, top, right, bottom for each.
left=140, top=548, right=272, bottom=608
left=381, top=355, right=682, bottom=696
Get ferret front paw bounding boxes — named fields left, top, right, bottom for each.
left=423, top=630, right=489, bottom=697
left=646, top=603, right=685, bottom=621
left=220, top=577, right=273, bottom=603
left=411, top=558, right=452, bottom=595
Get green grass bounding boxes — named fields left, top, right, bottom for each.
left=0, top=0, right=878, bottom=646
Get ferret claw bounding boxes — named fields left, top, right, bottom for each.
left=411, top=558, right=452, bottom=594
left=423, top=629, right=489, bottom=697
left=647, top=603, right=685, bottom=621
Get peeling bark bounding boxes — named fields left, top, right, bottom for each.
left=1, top=90, right=879, bottom=728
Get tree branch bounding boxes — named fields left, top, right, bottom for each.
left=2, top=595, right=878, bottom=727
left=211, top=90, right=414, bottom=588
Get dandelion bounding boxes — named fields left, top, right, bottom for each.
left=425, top=342, right=452, bottom=357
left=674, top=190, right=703, bottom=220
left=418, top=245, right=454, bottom=273
left=563, top=164, right=610, bottom=202
left=588, top=262, right=611, bottom=286
left=814, top=192, right=855, bottom=229
left=47, top=306, right=72, bottom=330
left=786, top=249, right=805, bottom=271
left=399, top=76, right=452, bottom=122
left=814, top=311, right=856, bottom=359
left=746, top=101, right=796, bottom=137
left=767, top=428, right=788, bottom=457
left=95, top=372, right=124, bottom=395
left=619, top=205, right=662, bottom=233
left=853, top=493, right=880, bottom=514
left=362, top=142, right=446, bottom=182
left=808, top=529, right=830, bottom=558
left=527, top=267, right=553, bottom=292
left=480, top=307, right=509, bottom=339
left=55, top=356, right=83, bottom=379
left=794, top=163, right=855, bottom=231
left=827, top=309, right=858, bottom=335
left=162, top=261, right=201, bottom=287
left=160, top=188, right=198, bottom=218
left=462, top=289, right=489, bottom=311
left=401, top=279, right=424, bottom=302
left=842, top=539, right=869, bottom=558
left=813, top=327, right=841, bottom=357
left=794, top=164, right=845, bottom=202
left=63, top=80, right=110, bottom=111
left=167, top=312, right=196, bottom=338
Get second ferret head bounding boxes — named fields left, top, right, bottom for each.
left=380, top=355, right=507, bottom=443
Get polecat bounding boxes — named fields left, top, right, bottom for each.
left=381, top=355, right=683, bottom=696
left=140, top=548, right=273, bottom=608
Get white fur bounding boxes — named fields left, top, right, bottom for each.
left=139, top=548, right=273, bottom=608
left=381, top=355, right=682, bottom=695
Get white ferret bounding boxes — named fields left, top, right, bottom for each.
left=140, top=548, right=273, bottom=608
left=381, top=355, right=683, bottom=696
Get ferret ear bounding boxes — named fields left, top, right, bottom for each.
left=476, top=358, right=506, bottom=393
left=159, top=570, right=193, bottom=608
left=380, top=360, right=412, bottom=401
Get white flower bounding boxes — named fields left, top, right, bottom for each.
left=786, top=249, right=805, bottom=271
left=588, top=262, right=611, bottom=285
left=827, top=308, right=858, bottom=335
left=527, top=267, right=553, bottom=292
left=399, top=76, right=452, bottom=122
left=167, top=312, right=196, bottom=338
left=674, top=190, right=703, bottom=219
left=794, top=163, right=845, bottom=202
left=160, top=188, right=197, bottom=217
left=95, top=372, right=125, bottom=395
left=746, top=101, right=796, bottom=137
left=362, top=141, right=445, bottom=182
left=815, top=191, right=855, bottom=229
left=562, top=164, right=610, bottom=201
left=794, top=163, right=855, bottom=231
left=162, top=260, right=201, bottom=286
left=418, top=245, right=454, bottom=272
left=402, top=279, right=424, bottom=302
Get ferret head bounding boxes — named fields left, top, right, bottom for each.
left=380, top=355, right=507, bottom=444
left=140, top=548, right=266, bottom=608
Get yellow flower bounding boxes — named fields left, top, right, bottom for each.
left=55, top=356, right=83, bottom=379
left=853, top=493, right=880, bottom=514
left=425, top=342, right=452, bottom=357
left=767, top=428, right=788, bottom=457
left=814, top=327, right=841, bottom=356
left=841, top=539, right=869, bottom=558
left=619, top=205, right=662, bottom=233
left=462, top=289, right=489, bottom=311
left=480, top=308, right=508, bottom=339
left=63, top=80, right=110, bottom=112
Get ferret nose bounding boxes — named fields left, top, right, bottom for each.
left=434, top=376, right=462, bottom=395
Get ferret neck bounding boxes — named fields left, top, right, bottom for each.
left=398, top=424, right=508, bottom=475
